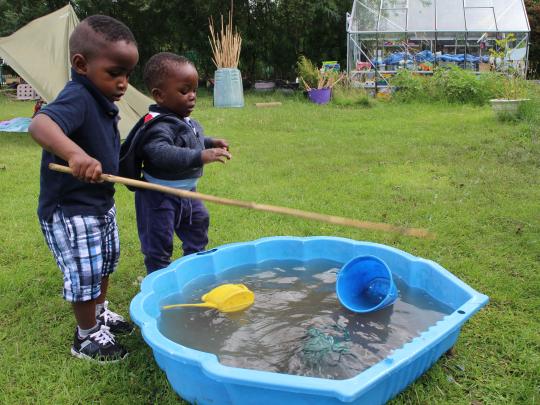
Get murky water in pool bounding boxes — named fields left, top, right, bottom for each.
left=159, top=259, right=453, bottom=380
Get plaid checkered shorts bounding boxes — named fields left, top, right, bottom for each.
left=40, top=206, right=120, bottom=302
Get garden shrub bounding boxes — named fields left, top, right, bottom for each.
left=477, top=72, right=507, bottom=100
left=389, top=66, right=528, bottom=105
left=431, top=66, right=487, bottom=104
left=389, top=70, right=428, bottom=102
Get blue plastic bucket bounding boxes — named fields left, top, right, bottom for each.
left=336, top=255, right=397, bottom=313
left=213, top=68, right=244, bottom=108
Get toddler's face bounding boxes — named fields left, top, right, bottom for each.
left=155, top=63, right=198, bottom=117
left=80, top=40, right=139, bottom=102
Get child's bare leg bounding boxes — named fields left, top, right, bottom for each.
left=72, top=276, right=109, bottom=329
left=94, top=275, right=134, bottom=334
left=97, top=275, right=109, bottom=305
left=72, top=300, right=98, bottom=330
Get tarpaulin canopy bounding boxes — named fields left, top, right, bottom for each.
left=0, top=5, right=152, bottom=138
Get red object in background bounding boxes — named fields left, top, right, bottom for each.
left=356, top=61, right=371, bottom=70
left=32, top=99, right=46, bottom=117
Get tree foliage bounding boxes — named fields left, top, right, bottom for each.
left=1, top=1, right=538, bottom=80
left=0, top=0, right=351, bottom=82
left=525, top=0, right=540, bottom=77
left=0, top=0, right=66, bottom=37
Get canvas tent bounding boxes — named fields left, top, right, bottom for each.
left=0, top=5, right=152, bottom=137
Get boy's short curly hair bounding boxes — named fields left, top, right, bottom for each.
left=69, top=15, right=136, bottom=60
left=143, top=52, right=195, bottom=91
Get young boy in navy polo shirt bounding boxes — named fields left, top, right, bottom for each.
left=121, top=53, right=231, bottom=273
left=29, top=15, right=139, bottom=362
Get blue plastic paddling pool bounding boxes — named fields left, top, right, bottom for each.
left=130, top=237, right=488, bottom=405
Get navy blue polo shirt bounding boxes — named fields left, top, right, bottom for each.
left=37, top=69, right=121, bottom=220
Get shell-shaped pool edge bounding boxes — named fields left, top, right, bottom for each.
left=130, top=236, right=488, bottom=405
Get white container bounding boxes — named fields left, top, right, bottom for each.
left=254, top=81, right=275, bottom=91
left=489, top=98, right=530, bottom=117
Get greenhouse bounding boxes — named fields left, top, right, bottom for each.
left=346, top=0, right=531, bottom=89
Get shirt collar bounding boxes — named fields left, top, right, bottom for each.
left=70, top=68, right=119, bottom=118
left=149, top=104, right=185, bottom=119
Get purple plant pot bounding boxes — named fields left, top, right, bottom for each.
left=307, top=88, right=331, bottom=104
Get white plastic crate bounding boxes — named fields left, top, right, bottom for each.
left=16, top=84, right=39, bottom=100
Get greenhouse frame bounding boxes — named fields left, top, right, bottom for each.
left=346, top=0, right=531, bottom=89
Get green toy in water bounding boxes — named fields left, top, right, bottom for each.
left=302, top=326, right=351, bottom=367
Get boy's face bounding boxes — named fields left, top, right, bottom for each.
left=72, top=40, right=139, bottom=102
left=153, top=63, right=198, bottom=117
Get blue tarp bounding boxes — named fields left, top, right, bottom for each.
left=0, top=117, right=31, bottom=132
left=415, top=50, right=435, bottom=62
left=374, top=50, right=490, bottom=66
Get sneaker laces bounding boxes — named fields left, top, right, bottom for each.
left=100, top=301, right=125, bottom=324
left=90, top=325, right=115, bottom=346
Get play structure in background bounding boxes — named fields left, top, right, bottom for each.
left=346, top=0, right=531, bottom=91
left=0, top=61, right=45, bottom=133
left=15, top=83, right=40, bottom=100
left=0, top=60, right=40, bottom=100
left=0, top=64, right=39, bottom=133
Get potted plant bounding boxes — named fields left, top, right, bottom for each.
left=488, top=34, right=529, bottom=118
left=297, top=56, right=344, bottom=105
left=209, top=11, right=244, bottom=108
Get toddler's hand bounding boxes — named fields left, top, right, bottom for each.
left=213, top=138, right=229, bottom=150
left=68, top=153, right=103, bottom=183
left=201, top=148, right=232, bottom=164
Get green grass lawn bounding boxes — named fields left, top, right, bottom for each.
left=1, top=90, right=539, bottom=404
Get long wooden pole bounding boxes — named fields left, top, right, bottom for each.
left=49, top=163, right=433, bottom=239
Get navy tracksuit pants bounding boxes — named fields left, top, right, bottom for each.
left=135, top=189, right=209, bottom=274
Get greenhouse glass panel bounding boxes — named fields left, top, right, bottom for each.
left=464, top=0, right=493, bottom=6
left=465, top=7, right=497, bottom=32
left=358, top=0, right=381, bottom=10
left=436, top=31, right=460, bottom=42
left=352, top=0, right=380, bottom=32
left=408, top=0, right=435, bottom=31
left=436, top=0, right=466, bottom=31
left=382, top=0, right=407, bottom=8
left=493, top=0, right=529, bottom=32
left=378, top=8, right=407, bottom=32
left=409, top=31, right=436, bottom=42
left=508, top=34, right=528, bottom=61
